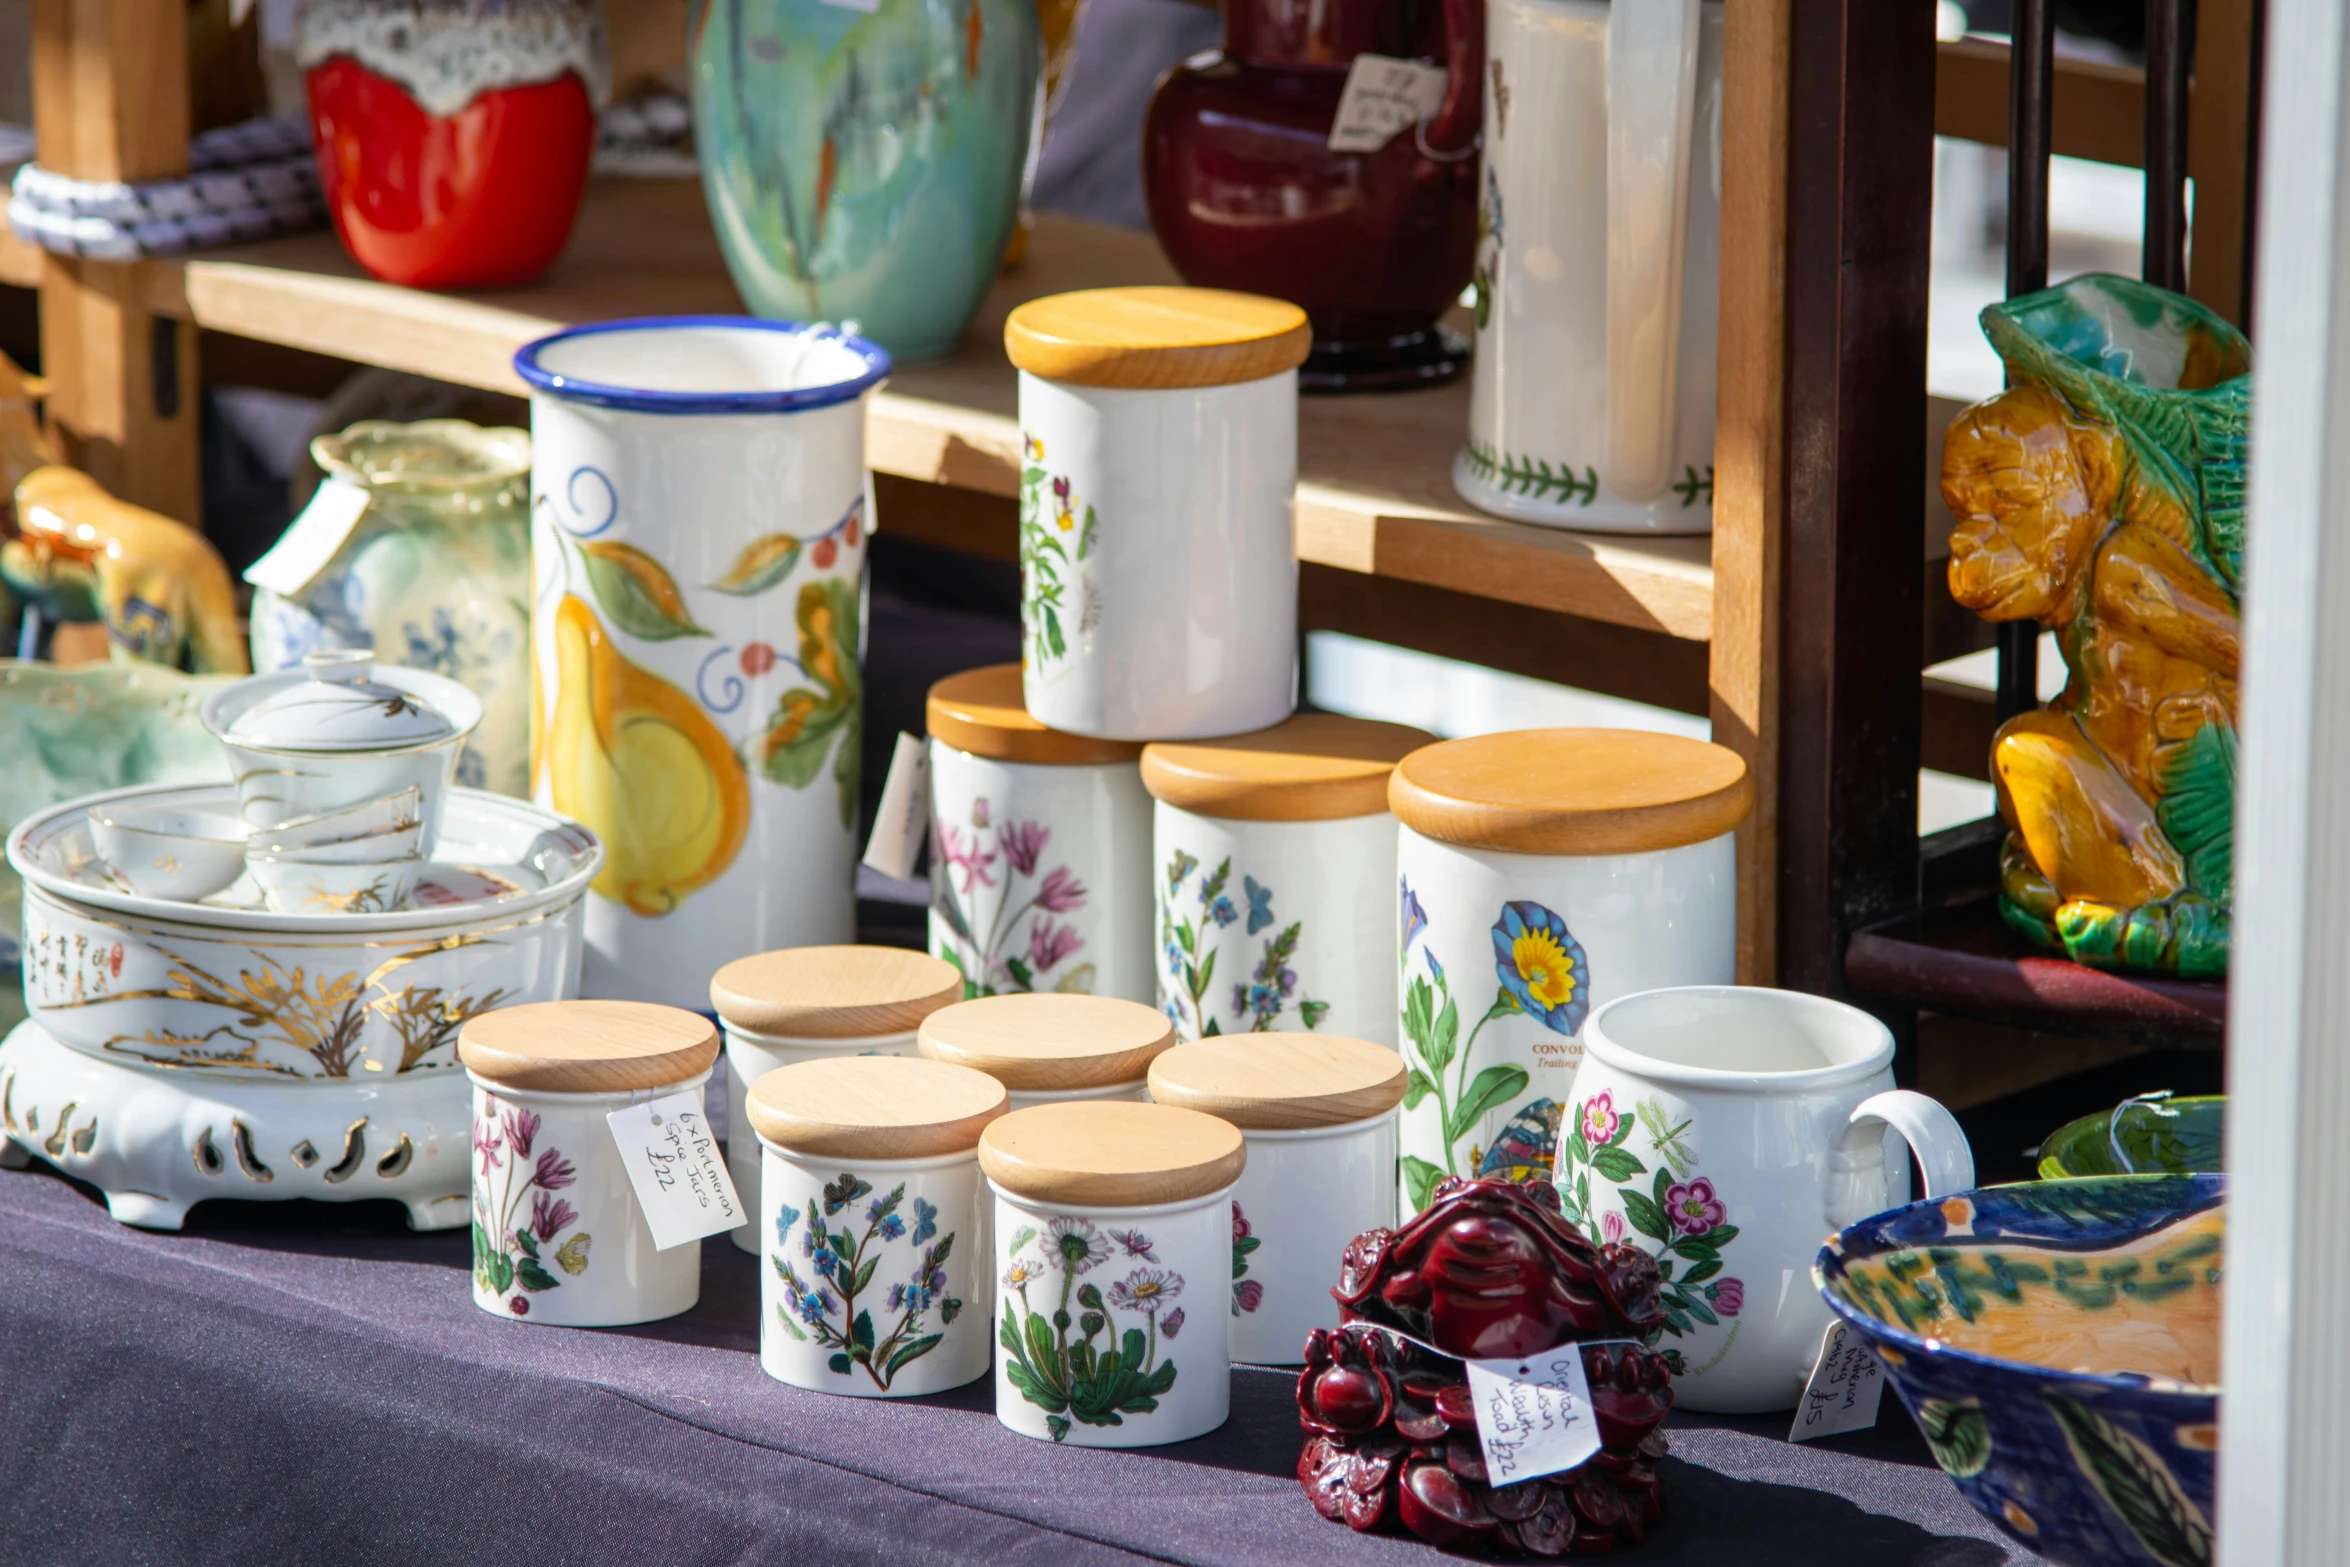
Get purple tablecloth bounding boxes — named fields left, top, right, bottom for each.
left=0, top=1160, right=2039, bottom=1566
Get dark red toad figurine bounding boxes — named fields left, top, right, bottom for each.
left=1297, top=1177, right=1673, bottom=1554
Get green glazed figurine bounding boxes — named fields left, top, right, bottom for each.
left=1941, top=276, right=2249, bottom=978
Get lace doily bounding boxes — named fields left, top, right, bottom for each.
left=295, top=0, right=609, bottom=118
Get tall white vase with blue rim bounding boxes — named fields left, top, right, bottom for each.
left=515, top=316, right=890, bottom=1010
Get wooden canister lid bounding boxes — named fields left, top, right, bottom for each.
left=1141, top=712, right=1436, bottom=821
left=926, top=664, right=1142, bottom=765
left=917, top=994, right=1175, bottom=1090
left=1388, top=728, right=1753, bottom=855
left=1146, top=1035, right=1408, bottom=1130
left=745, top=1056, right=1009, bottom=1160
left=458, top=1001, right=719, bottom=1093
left=978, top=1100, right=1247, bottom=1206
left=1003, top=287, right=1312, bottom=390
left=709, top=945, right=964, bottom=1039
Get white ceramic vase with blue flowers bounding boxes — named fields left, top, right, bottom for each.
left=1386, top=728, right=1751, bottom=1216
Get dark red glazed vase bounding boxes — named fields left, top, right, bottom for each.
left=1143, top=0, right=1481, bottom=392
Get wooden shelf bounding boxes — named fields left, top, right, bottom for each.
left=0, top=179, right=1712, bottom=641
left=1846, top=896, right=2227, bottom=1051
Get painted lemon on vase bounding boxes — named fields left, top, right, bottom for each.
left=546, top=594, right=750, bottom=917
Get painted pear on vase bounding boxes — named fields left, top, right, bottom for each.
left=544, top=593, right=750, bottom=918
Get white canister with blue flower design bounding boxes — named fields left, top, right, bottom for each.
left=747, top=1055, right=1009, bottom=1396
left=1386, top=729, right=1752, bottom=1216
left=979, top=1100, right=1246, bottom=1446
left=1141, top=715, right=1434, bottom=1046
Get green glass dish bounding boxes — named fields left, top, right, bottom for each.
left=2036, top=1093, right=2225, bottom=1179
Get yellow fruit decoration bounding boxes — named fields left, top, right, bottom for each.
left=547, top=594, right=749, bottom=916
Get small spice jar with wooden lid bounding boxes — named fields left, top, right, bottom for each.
left=1146, top=1035, right=1406, bottom=1365
left=459, top=1000, right=720, bottom=1327
left=979, top=1099, right=1246, bottom=1445
left=1387, top=728, right=1751, bottom=1214
left=746, top=1055, right=1008, bottom=1398
left=926, top=664, right=1154, bottom=1003
left=1144, top=713, right=1435, bottom=1044
left=709, top=945, right=964, bottom=1256
left=1005, top=285, right=1311, bottom=741
left=918, top=992, right=1174, bottom=1109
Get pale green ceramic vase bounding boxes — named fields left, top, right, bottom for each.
left=691, top=0, right=1040, bottom=361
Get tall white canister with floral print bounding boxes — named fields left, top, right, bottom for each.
left=1386, top=728, right=1752, bottom=1215
left=979, top=1099, right=1246, bottom=1445
left=460, top=1000, right=720, bottom=1326
left=918, top=993, right=1174, bottom=1110
left=1005, top=286, right=1309, bottom=741
left=925, top=664, right=1154, bottom=1002
left=1146, top=1035, right=1406, bottom=1365
left=516, top=317, right=890, bottom=1010
left=709, top=945, right=964, bottom=1255
left=1144, top=714, right=1434, bottom=1044
left=748, top=1054, right=1009, bottom=1397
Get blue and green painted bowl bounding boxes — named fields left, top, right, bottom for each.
left=1815, top=1175, right=2222, bottom=1567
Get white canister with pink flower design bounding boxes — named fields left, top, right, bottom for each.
left=1147, top=1035, right=1407, bottom=1365
left=459, top=1001, right=722, bottom=1327
left=1559, top=987, right=1973, bottom=1412
left=925, top=666, right=1154, bottom=1006
left=978, top=1100, right=1245, bottom=1446
left=1387, top=729, right=1753, bottom=1220
left=710, top=946, right=966, bottom=1255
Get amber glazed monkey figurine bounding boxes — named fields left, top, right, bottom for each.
left=1942, top=276, right=2248, bottom=978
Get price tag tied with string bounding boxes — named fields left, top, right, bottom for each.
left=605, top=1092, right=744, bottom=1250
left=1788, top=1320, right=1886, bottom=1442
left=1327, top=55, right=1451, bottom=153
left=1464, top=1347, right=1605, bottom=1485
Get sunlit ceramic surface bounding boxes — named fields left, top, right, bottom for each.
left=88, top=800, right=248, bottom=902
left=1817, top=1174, right=2223, bottom=1567
left=2038, top=1095, right=2224, bottom=1180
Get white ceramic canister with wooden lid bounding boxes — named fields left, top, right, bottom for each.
left=459, top=1000, right=721, bottom=1327
left=1143, top=714, right=1434, bottom=1045
left=748, top=1055, right=1009, bottom=1397
left=1147, top=1035, right=1407, bottom=1365
left=1387, top=728, right=1753, bottom=1216
left=924, top=664, right=1154, bottom=1003
left=918, top=993, right=1174, bottom=1110
left=710, top=945, right=964, bottom=1255
left=978, top=1100, right=1246, bottom=1446
left=1005, top=286, right=1311, bottom=741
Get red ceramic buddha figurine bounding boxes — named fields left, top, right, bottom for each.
left=1143, top=0, right=1481, bottom=392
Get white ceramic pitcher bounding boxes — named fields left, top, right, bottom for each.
left=1553, top=986, right=1973, bottom=1413
left=1456, top=0, right=1722, bottom=534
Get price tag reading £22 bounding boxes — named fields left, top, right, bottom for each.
left=1465, top=1347, right=1604, bottom=1486
left=605, top=1091, right=744, bottom=1250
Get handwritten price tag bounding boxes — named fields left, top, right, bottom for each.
left=861, top=731, right=931, bottom=882
left=606, top=1091, right=744, bottom=1250
left=1465, top=1348, right=1603, bottom=1485
left=1326, top=54, right=1450, bottom=153
left=1787, top=1320, right=1886, bottom=1442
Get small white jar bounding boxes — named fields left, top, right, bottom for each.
left=919, top=992, right=1173, bottom=1110
left=459, top=1000, right=720, bottom=1327
left=1003, top=287, right=1310, bottom=741
left=1143, top=714, right=1433, bottom=1045
left=1387, top=728, right=1752, bottom=1216
left=925, top=665, right=1154, bottom=1004
left=747, top=1054, right=1009, bottom=1398
left=710, top=945, right=963, bottom=1255
left=978, top=1099, right=1246, bottom=1446
left=1146, top=1035, right=1406, bottom=1366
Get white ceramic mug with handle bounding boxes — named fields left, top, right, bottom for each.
left=1456, top=0, right=1722, bottom=534
left=1552, top=986, right=1972, bottom=1413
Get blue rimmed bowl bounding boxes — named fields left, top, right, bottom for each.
left=1815, top=1175, right=2222, bottom=1567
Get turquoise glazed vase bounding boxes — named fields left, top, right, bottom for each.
left=691, top=0, right=1039, bottom=362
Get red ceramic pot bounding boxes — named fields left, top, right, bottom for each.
left=1143, top=0, right=1481, bottom=392
left=305, top=56, right=595, bottom=291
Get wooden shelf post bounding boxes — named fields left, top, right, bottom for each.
left=31, top=0, right=201, bottom=526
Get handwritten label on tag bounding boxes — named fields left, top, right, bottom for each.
left=861, top=731, right=931, bottom=881
left=1327, top=55, right=1450, bottom=153
left=244, top=477, right=372, bottom=597
left=1465, top=1348, right=1603, bottom=1485
left=1788, top=1320, right=1885, bottom=1442
left=605, top=1091, right=744, bottom=1250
